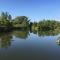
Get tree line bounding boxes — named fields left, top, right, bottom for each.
left=31, top=20, right=60, bottom=31
left=0, top=12, right=60, bottom=32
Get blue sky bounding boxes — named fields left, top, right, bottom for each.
left=0, top=0, right=60, bottom=22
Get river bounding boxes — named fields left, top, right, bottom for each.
left=0, top=30, right=60, bottom=60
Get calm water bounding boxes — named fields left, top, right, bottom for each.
left=0, top=30, right=60, bottom=60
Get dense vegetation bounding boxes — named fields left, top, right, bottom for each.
left=12, top=16, right=30, bottom=29
left=0, top=11, right=60, bottom=32
left=0, top=12, right=30, bottom=31
left=31, top=20, right=60, bottom=31
left=0, top=12, right=12, bottom=31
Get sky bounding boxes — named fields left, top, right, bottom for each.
left=0, top=0, right=60, bottom=22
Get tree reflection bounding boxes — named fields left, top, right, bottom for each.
left=38, top=30, right=60, bottom=36
left=0, top=29, right=60, bottom=48
left=12, top=30, right=29, bottom=39
left=30, top=28, right=60, bottom=36
left=31, top=30, right=60, bottom=36
left=0, top=32, right=12, bottom=48
left=31, top=30, right=37, bottom=34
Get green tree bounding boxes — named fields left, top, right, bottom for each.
left=0, top=12, right=12, bottom=31
left=37, top=20, right=60, bottom=31
left=12, top=16, right=30, bottom=28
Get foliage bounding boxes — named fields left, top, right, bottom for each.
left=37, top=20, right=60, bottom=31
left=0, top=12, right=12, bottom=27
left=32, top=22, right=38, bottom=30
left=12, top=16, right=30, bottom=28
left=0, top=12, right=60, bottom=32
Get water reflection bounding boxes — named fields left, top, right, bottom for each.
left=31, top=30, right=60, bottom=36
left=0, top=30, right=29, bottom=48
left=32, top=30, right=37, bottom=34
left=0, top=32, right=12, bottom=48
left=38, top=30, right=60, bottom=36
left=0, top=29, right=60, bottom=48
left=0, top=30, right=60, bottom=60
left=12, top=30, right=29, bottom=39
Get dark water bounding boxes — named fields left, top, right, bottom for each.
left=0, top=30, right=60, bottom=60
